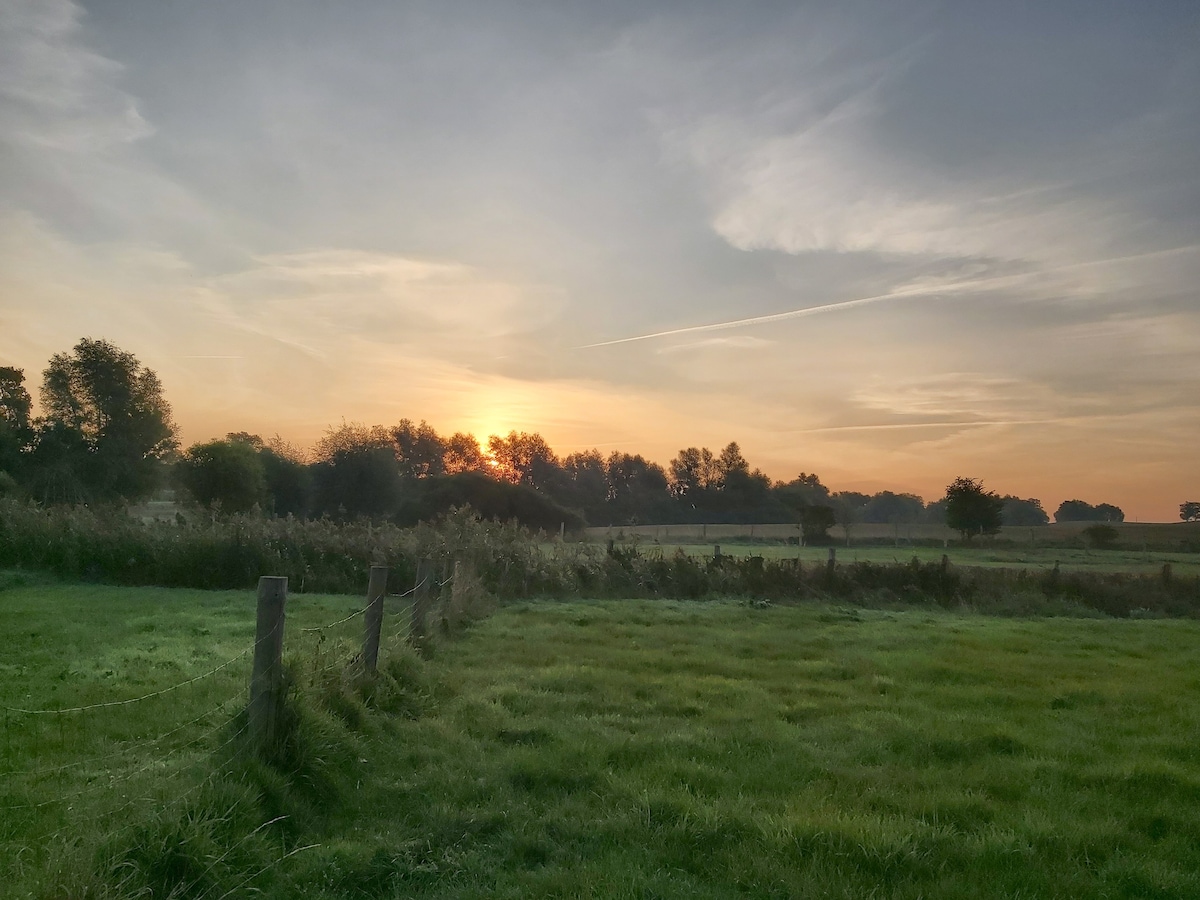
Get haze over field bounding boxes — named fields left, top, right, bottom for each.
left=1, top=1, right=1196, bottom=520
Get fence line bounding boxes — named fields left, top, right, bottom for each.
left=2, top=712, right=250, bottom=812
left=21, top=716, right=254, bottom=849
left=2, top=639, right=260, bottom=716
left=0, top=687, right=245, bottom=781
left=299, top=602, right=371, bottom=634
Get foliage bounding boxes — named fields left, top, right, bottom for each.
left=1000, top=495, right=1049, bottom=526
left=38, top=338, right=178, bottom=502
left=178, top=438, right=268, bottom=513
left=1082, top=523, right=1120, bottom=549
left=0, top=366, right=33, bottom=479
left=799, top=504, right=837, bottom=543
left=394, top=472, right=584, bottom=532
left=1181, top=501, right=1200, bottom=523
left=944, top=477, right=1004, bottom=540
left=861, top=490, right=925, bottom=524
left=486, top=431, right=560, bottom=490
left=1055, top=499, right=1125, bottom=523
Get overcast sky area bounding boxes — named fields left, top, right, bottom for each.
left=1, top=0, right=1197, bottom=519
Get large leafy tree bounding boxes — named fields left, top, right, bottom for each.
left=37, top=339, right=178, bottom=502
left=0, top=366, right=33, bottom=479
left=178, top=438, right=267, bottom=514
left=487, top=431, right=561, bottom=491
left=311, top=423, right=401, bottom=519
left=1000, top=495, right=1049, bottom=526
left=944, top=477, right=1004, bottom=540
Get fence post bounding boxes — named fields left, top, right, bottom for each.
left=826, top=547, right=836, bottom=581
left=362, top=565, right=388, bottom=674
left=410, top=559, right=432, bottom=648
left=249, top=576, right=287, bottom=754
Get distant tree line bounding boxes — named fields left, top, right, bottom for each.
left=0, top=338, right=1146, bottom=534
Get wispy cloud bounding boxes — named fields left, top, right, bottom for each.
left=0, top=0, right=152, bottom=151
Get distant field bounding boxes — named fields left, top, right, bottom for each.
left=5, top=582, right=1200, bottom=897
left=586, top=520, right=1200, bottom=550
left=638, top=543, right=1200, bottom=577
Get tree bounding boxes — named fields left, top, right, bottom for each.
left=486, top=432, right=560, bottom=491
left=311, top=423, right=401, bottom=519
left=861, top=491, right=925, bottom=525
left=178, top=439, right=267, bottom=514
left=1054, top=500, right=1125, bottom=523
left=0, top=366, right=33, bottom=479
left=944, top=477, right=1003, bottom=540
left=1000, top=495, right=1049, bottom=526
left=715, top=441, right=749, bottom=484
left=442, top=432, right=486, bottom=474
left=667, top=446, right=718, bottom=498
left=800, top=505, right=837, bottom=544
left=391, top=419, right=446, bottom=479
left=37, top=338, right=178, bottom=501
left=605, top=452, right=670, bottom=525
left=1182, top=501, right=1200, bottom=523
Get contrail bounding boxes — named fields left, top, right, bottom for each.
left=577, top=242, right=1200, bottom=351
left=576, top=284, right=942, bottom=350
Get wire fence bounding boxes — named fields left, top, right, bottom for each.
left=0, top=559, right=469, bottom=899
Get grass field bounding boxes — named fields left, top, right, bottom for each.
left=638, top=542, right=1200, bottom=577
left=5, top=580, right=1200, bottom=897
left=586, top=520, right=1200, bottom=553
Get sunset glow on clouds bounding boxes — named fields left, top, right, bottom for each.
left=1, top=1, right=1196, bottom=519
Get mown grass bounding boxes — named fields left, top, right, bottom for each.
left=5, top=582, right=1200, bottom=897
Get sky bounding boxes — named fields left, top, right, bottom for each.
left=0, top=0, right=1197, bottom=521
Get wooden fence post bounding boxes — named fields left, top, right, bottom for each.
left=826, top=547, right=836, bottom=581
left=250, top=576, right=287, bottom=754
left=362, top=565, right=388, bottom=674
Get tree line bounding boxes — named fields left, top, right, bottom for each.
left=0, top=338, right=1160, bottom=536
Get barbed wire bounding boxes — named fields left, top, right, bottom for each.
left=0, top=687, right=245, bottom=781
left=16, top=716, right=252, bottom=851
left=299, top=603, right=371, bottom=633
left=1, top=711, right=248, bottom=812
left=0, top=621, right=284, bottom=716
left=389, top=575, right=428, bottom=599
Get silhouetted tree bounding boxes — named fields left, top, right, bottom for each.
left=1181, top=501, right=1200, bottom=523
left=487, top=431, right=561, bottom=491
left=391, top=419, right=446, bottom=478
left=944, top=477, right=1003, bottom=540
left=1054, top=500, right=1124, bottom=523
left=1000, top=495, right=1049, bottom=526
left=37, top=338, right=177, bottom=502
left=861, top=491, right=925, bottom=525
left=178, top=439, right=267, bottom=514
left=442, top=432, right=486, bottom=474
left=606, top=452, right=670, bottom=524
left=0, top=366, right=33, bottom=480
left=800, top=505, right=837, bottom=544
left=311, top=423, right=401, bottom=519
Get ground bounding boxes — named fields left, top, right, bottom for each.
left=3, top=582, right=1200, bottom=897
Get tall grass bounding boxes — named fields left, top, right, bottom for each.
left=1, top=501, right=1198, bottom=617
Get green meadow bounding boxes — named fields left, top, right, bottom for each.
left=644, top=541, right=1200, bottom=576
left=4, top=579, right=1200, bottom=898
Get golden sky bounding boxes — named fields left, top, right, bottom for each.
left=1, top=2, right=1197, bottom=520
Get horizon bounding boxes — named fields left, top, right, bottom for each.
left=2, top=2, right=1197, bottom=522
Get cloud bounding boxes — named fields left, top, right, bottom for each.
left=0, top=0, right=152, bottom=151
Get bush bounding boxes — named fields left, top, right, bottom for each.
left=1082, top=523, right=1120, bottom=550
